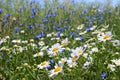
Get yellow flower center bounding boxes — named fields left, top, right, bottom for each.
left=15, top=39, right=20, bottom=43
left=77, top=50, right=83, bottom=54
left=72, top=56, right=78, bottom=61
left=61, top=42, right=67, bottom=46
left=54, top=67, right=61, bottom=72
left=52, top=47, right=59, bottom=52
left=41, top=62, right=47, bottom=66
left=61, top=59, right=66, bottom=63
left=72, top=63, right=76, bottom=67
left=103, top=35, right=110, bottom=39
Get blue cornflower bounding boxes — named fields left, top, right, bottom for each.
left=30, top=16, right=34, bottom=18
left=80, top=35, right=84, bottom=41
left=64, top=26, right=69, bottom=29
left=70, top=31, right=76, bottom=36
left=6, top=14, right=12, bottom=17
left=14, top=27, right=20, bottom=31
left=61, top=5, right=66, bottom=10
left=52, top=25, right=56, bottom=28
left=86, top=24, right=93, bottom=31
left=27, top=25, right=33, bottom=29
left=36, top=33, right=45, bottom=38
left=45, top=14, right=51, bottom=18
left=65, top=18, right=71, bottom=21
left=50, top=59, right=55, bottom=64
left=42, top=18, right=48, bottom=22
left=39, top=24, right=45, bottom=27
left=101, top=73, right=107, bottom=80
left=57, top=27, right=63, bottom=32
left=56, top=31, right=61, bottom=37
left=31, top=7, right=37, bottom=15
left=82, top=9, right=88, bottom=14
left=52, top=11, right=58, bottom=16
left=72, top=10, right=76, bottom=14
left=0, top=8, right=2, bottom=13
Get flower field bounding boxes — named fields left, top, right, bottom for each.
left=0, top=0, right=120, bottom=80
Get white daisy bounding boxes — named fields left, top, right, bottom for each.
left=38, top=41, right=45, bottom=46
left=111, top=40, right=120, bottom=46
left=71, top=47, right=84, bottom=56
left=33, top=52, right=44, bottom=57
left=58, top=57, right=67, bottom=67
left=49, top=65, right=63, bottom=77
left=91, top=47, right=98, bottom=53
left=37, top=61, right=50, bottom=69
left=48, top=43, right=64, bottom=57
left=107, top=64, right=115, bottom=71
left=111, top=59, right=120, bottom=66
left=67, top=58, right=77, bottom=68
left=12, top=39, right=21, bottom=43
left=97, top=31, right=112, bottom=42
left=61, top=38, right=69, bottom=46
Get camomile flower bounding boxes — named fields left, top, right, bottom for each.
left=111, top=40, right=120, bottom=46
left=37, top=61, right=50, bottom=69
left=107, top=64, right=115, bottom=71
left=77, top=24, right=84, bottom=30
left=33, top=52, right=44, bottom=57
left=41, top=46, right=48, bottom=51
left=20, top=30, right=25, bottom=33
left=12, top=39, right=21, bottom=43
left=30, top=39, right=34, bottom=42
left=67, top=58, right=77, bottom=68
left=58, top=57, right=67, bottom=66
left=48, top=43, right=64, bottom=57
left=82, top=61, right=92, bottom=69
left=71, top=47, right=84, bottom=56
left=38, top=41, right=45, bottom=46
left=97, top=31, right=112, bottom=42
left=91, top=47, right=98, bottom=53
left=111, top=59, right=120, bottom=66
left=5, top=36, right=10, bottom=39
left=75, top=37, right=80, bottom=41
left=71, top=53, right=79, bottom=61
left=49, top=65, right=63, bottom=77
left=22, top=40, right=28, bottom=44
left=61, top=38, right=69, bottom=46
left=82, top=53, right=88, bottom=58
left=47, top=33, right=52, bottom=37
left=16, top=46, right=24, bottom=53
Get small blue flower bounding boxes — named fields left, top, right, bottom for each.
left=42, top=18, right=48, bottom=22
left=72, top=10, right=76, bottom=14
left=52, top=25, right=56, bottom=28
left=50, top=59, right=55, bottom=64
left=45, top=14, right=51, bottom=18
left=70, top=31, right=76, bottom=36
left=56, top=31, right=61, bottom=37
left=80, top=35, right=84, bottom=41
left=57, top=27, right=63, bottom=32
left=36, top=33, right=45, bottom=38
left=64, top=26, right=69, bottom=29
left=6, top=14, right=12, bottom=17
left=86, top=24, right=93, bottom=31
left=14, top=27, right=20, bottom=31
left=65, top=18, right=71, bottom=21
left=30, top=16, right=34, bottom=18
left=0, top=8, right=2, bottom=13
left=101, top=73, right=107, bottom=80
left=27, top=25, right=33, bottom=29
left=82, top=9, right=88, bottom=14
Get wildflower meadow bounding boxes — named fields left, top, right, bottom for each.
left=0, top=0, right=120, bottom=80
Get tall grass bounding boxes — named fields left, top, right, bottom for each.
left=0, top=0, right=120, bottom=80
